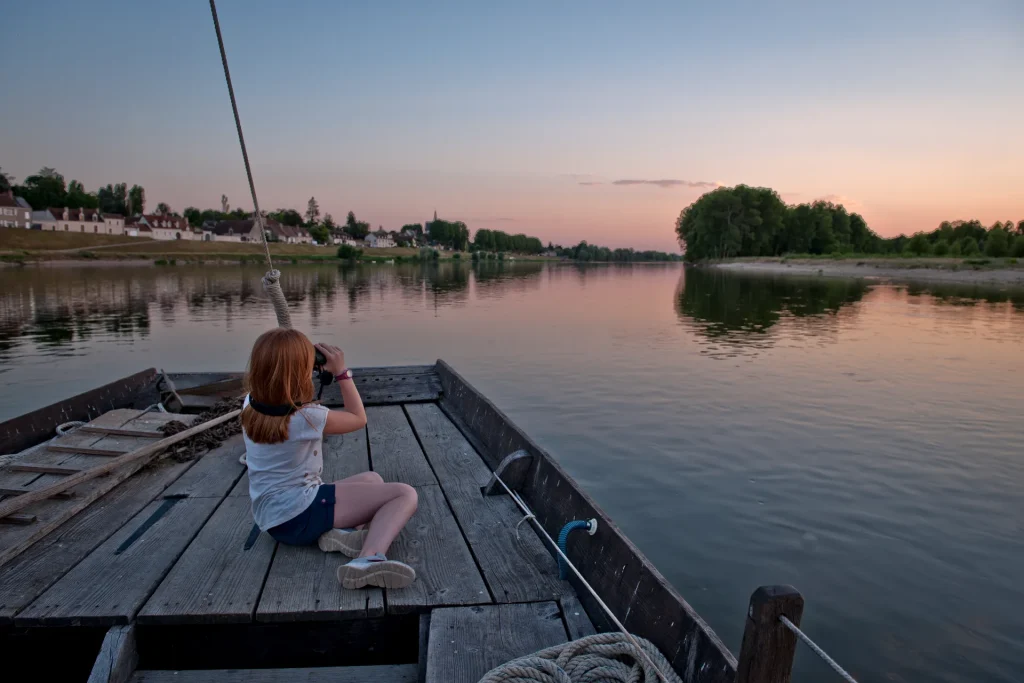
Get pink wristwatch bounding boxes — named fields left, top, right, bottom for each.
left=335, top=369, right=353, bottom=381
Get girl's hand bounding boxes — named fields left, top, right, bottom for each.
left=314, top=343, right=346, bottom=375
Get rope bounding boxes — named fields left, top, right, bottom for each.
left=779, top=615, right=858, bottom=683
left=55, top=421, right=85, bottom=436
left=478, top=632, right=682, bottom=683
left=489, top=473, right=673, bottom=683
left=209, top=0, right=291, bottom=329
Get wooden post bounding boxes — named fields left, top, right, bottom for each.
left=735, top=585, right=804, bottom=683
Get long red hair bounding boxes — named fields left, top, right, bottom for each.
left=241, top=328, right=316, bottom=444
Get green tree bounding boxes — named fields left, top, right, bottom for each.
left=271, top=208, right=303, bottom=227
left=337, top=244, right=362, bottom=260
left=345, top=211, right=370, bottom=239
left=305, top=197, right=320, bottom=225
left=675, top=185, right=789, bottom=260
left=97, top=183, right=128, bottom=215
left=932, top=239, right=950, bottom=256
left=984, top=227, right=1010, bottom=257
left=308, top=224, right=330, bottom=244
left=949, top=240, right=962, bottom=257
left=905, top=232, right=931, bottom=255
left=184, top=206, right=202, bottom=227
left=0, top=167, right=12, bottom=193
left=128, top=185, right=145, bottom=215
left=66, top=180, right=98, bottom=209
left=959, top=236, right=980, bottom=256
left=323, top=213, right=336, bottom=230
left=16, top=168, right=68, bottom=209
left=1016, top=220, right=1024, bottom=236
left=155, top=202, right=171, bottom=215
left=1011, top=235, right=1024, bottom=258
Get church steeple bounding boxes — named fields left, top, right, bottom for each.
left=433, top=210, right=437, bottom=222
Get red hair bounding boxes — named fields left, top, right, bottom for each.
left=241, top=328, right=316, bottom=444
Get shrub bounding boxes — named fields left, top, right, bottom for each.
left=932, top=239, right=950, bottom=257
left=337, top=244, right=363, bottom=260
left=452, top=252, right=461, bottom=260
left=471, top=251, right=480, bottom=261
left=1012, top=236, right=1024, bottom=258
left=77, top=250, right=97, bottom=259
left=497, top=251, right=506, bottom=261
left=154, top=259, right=168, bottom=265
left=905, top=232, right=931, bottom=256
left=432, top=249, right=440, bottom=260
left=949, top=240, right=962, bottom=257
left=984, top=228, right=1010, bottom=257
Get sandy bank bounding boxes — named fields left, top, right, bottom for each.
left=713, top=259, right=1024, bottom=286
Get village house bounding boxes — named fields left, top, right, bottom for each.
left=364, top=230, right=395, bottom=249
left=209, top=219, right=261, bottom=243
left=331, top=231, right=360, bottom=247
left=135, top=214, right=193, bottom=240
left=0, top=194, right=31, bottom=229
left=37, top=207, right=125, bottom=235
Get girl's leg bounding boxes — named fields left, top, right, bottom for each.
left=332, top=481, right=418, bottom=557
left=334, top=471, right=384, bottom=487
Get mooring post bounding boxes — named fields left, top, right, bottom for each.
left=735, top=585, right=804, bottom=683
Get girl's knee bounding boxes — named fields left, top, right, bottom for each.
left=365, top=471, right=384, bottom=484
left=397, top=482, right=418, bottom=508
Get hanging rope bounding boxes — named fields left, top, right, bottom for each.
left=209, top=0, right=291, bottom=329
left=779, top=615, right=858, bottom=683
left=478, top=632, right=682, bottom=683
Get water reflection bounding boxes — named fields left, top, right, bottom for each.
left=0, top=262, right=547, bottom=360
left=674, top=268, right=869, bottom=357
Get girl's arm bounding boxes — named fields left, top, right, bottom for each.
left=316, top=343, right=368, bottom=435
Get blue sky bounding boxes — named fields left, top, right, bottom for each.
left=2, top=1, right=1022, bottom=249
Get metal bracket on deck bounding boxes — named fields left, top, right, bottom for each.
left=481, top=449, right=532, bottom=496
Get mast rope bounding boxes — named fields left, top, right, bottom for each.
left=209, top=0, right=291, bottom=329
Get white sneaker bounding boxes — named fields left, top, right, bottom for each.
left=337, top=553, right=416, bottom=589
left=317, top=528, right=368, bottom=558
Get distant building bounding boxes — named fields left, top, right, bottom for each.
left=364, top=231, right=395, bottom=249
left=41, top=207, right=124, bottom=235
left=0, top=194, right=31, bottom=229
left=209, top=219, right=262, bottom=243
left=136, top=214, right=193, bottom=240
left=332, top=231, right=360, bottom=247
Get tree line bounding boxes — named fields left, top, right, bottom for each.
left=472, top=229, right=544, bottom=254
left=550, top=241, right=681, bottom=262
left=675, top=185, right=1024, bottom=261
left=6, top=167, right=146, bottom=216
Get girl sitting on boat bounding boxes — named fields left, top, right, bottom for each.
left=240, top=328, right=418, bottom=590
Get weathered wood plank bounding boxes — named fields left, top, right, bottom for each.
left=131, top=665, right=418, bottom=683
left=385, top=485, right=489, bottom=614
left=6, top=463, right=81, bottom=475
left=163, top=434, right=246, bottom=498
left=0, top=368, right=158, bottom=455
left=256, top=430, right=382, bottom=622
left=425, top=603, right=569, bottom=683
left=435, top=360, right=738, bottom=683
left=0, top=513, right=36, bottom=524
left=78, top=426, right=165, bottom=438
left=138, top=496, right=276, bottom=624
left=0, top=486, right=75, bottom=499
left=0, top=460, right=192, bottom=623
left=404, top=403, right=570, bottom=603
left=88, top=625, right=137, bottom=683
left=320, top=371, right=441, bottom=407
left=0, top=412, right=201, bottom=569
left=559, top=594, right=597, bottom=640
left=48, top=444, right=129, bottom=457
left=15, top=495, right=223, bottom=626
left=366, top=405, right=437, bottom=486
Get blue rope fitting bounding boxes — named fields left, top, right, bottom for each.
left=557, top=519, right=596, bottom=579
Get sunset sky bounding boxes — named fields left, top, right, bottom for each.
left=3, top=1, right=1022, bottom=251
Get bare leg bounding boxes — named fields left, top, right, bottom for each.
left=333, top=471, right=384, bottom=486
left=332, top=482, right=418, bottom=557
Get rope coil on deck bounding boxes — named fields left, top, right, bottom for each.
left=478, top=632, right=682, bottom=683
left=779, top=615, right=858, bottom=683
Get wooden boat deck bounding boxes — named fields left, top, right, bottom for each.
left=0, top=368, right=601, bottom=682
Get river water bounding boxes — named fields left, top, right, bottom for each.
left=1, top=262, right=1021, bottom=682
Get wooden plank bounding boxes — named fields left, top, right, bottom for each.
left=425, top=603, right=569, bottom=683
left=404, top=403, right=569, bottom=603
left=15, top=496, right=223, bottom=626
left=0, top=486, right=75, bottom=499
left=0, top=412, right=200, bottom=569
left=8, top=463, right=81, bottom=475
left=435, top=360, right=737, bottom=683
left=163, top=434, right=246, bottom=498
left=0, top=459, right=192, bottom=623
left=385, top=485, right=489, bottom=614
left=131, top=665, right=418, bottom=683
left=320, top=371, right=442, bottom=408
left=559, top=594, right=597, bottom=640
left=256, top=430, right=382, bottom=622
left=366, top=406, right=437, bottom=486
left=138, top=496, right=276, bottom=624
left=48, top=445, right=128, bottom=457
left=88, top=625, right=137, bottom=683
left=0, top=368, right=159, bottom=455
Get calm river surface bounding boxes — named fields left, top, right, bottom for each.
left=1, top=262, right=1022, bottom=682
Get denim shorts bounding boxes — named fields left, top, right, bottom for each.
left=268, top=484, right=336, bottom=546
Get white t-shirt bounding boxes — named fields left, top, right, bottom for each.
left=242, top=395, right=331, bottom=530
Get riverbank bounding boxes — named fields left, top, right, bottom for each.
left=713, top=257, right=1024, bottom=285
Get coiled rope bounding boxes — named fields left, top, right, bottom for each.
left=478, top=632, right=681, bottom=683
left=209, top=0, right=291, bottom=330
left=780, top=615, right=858, bottom=683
